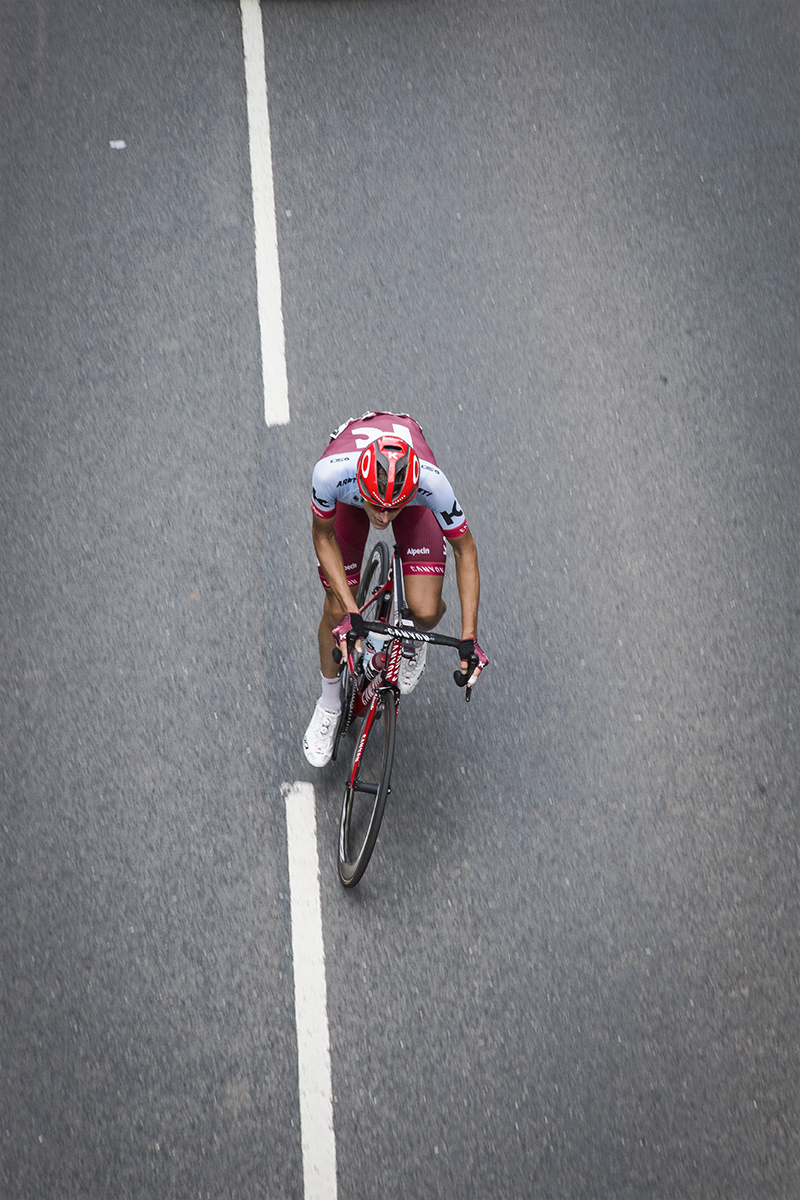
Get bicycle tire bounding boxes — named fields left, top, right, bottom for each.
left=357, top=540, right=390, bottom=612
left=338, top=688, right=396, bottom=887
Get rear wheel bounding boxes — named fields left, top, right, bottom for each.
left=357, top=540, right=390, bottom=615
left=332, top=541, right=389, bottom=761
left=338, top=688, right=396, bottom=887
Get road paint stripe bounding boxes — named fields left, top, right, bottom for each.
left=240, top=0, right=290, bottom=425
left=283, top=782, right=338, bottom=1199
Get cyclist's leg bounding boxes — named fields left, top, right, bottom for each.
left=317, top=503, right=369, bottom=677
left=304, top=505, right=370, bottom=768
left=393, top=506, right=447, bottom=630
left=403, top=574, right=445, bottom=630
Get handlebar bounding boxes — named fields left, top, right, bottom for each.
left=332, top=621, right=480, bottom=701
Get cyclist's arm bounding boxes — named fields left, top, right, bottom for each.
left=449, top=526, right=480, bottom=638
left=449, top=528, right=488, bottom=686
left=312, top=514, right=360, bottom=617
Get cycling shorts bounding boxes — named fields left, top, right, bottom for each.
left=317, top=503, right=447, bottom=591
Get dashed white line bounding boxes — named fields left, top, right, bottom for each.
left=240, top=0, right=290, bottom=425
left=283, top=782, right=338, bottom=1200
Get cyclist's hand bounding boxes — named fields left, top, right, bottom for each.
left=331, top=611, right=366, bottom=661
left=457, top=638, right=489, bottom=690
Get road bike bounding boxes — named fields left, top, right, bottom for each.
left=331, top=541, right=479, bottom=887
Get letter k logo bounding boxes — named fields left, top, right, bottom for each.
left=439, top=501, right=463, bottom=526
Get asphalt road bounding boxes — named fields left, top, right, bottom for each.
left=2, top=1, right=799, bottom=1197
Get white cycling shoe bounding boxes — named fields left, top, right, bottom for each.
left=398, top=640, right=427, bottom=695
left=303, top=700, right=340, bottom=767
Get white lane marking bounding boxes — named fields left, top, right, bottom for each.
left=283, top=782, right=338, bottom=1199
left=240, top=0, right=290, bottom=425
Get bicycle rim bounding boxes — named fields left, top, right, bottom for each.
left=338, top=689, right=396, bottom=887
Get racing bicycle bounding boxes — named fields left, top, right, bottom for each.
left=331, top=541, right=480, bottom=887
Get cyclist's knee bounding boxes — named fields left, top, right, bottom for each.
left=322, top=587, right=356, bottom=627
left=404, top=575, right=445, bottom=630
left=408, top=596, right=446, bottom=630
left=323, top=595, right=344, bottom=625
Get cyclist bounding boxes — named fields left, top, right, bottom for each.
left=304, top=411, right=489, bottom=767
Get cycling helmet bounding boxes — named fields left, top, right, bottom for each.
left=357, top=436, right=420, bottom=509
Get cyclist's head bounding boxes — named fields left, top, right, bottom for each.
left=357, top=436, right=420, bottom=511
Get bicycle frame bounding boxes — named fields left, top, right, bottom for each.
left=347, top=545, right=407, bottom=718
left=336, top=541, right=478, bottom=886
left=345, top=544, right=470, bottom=719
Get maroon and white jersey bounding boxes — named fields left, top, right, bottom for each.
left=311, top=412, right=469, bottom=539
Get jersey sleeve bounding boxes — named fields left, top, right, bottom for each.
left=417, top=461, right=469, bottom=539
left=311, top=457, right=338, bottom=520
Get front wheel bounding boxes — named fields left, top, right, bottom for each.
left=338, top=688, right=396, bottom=887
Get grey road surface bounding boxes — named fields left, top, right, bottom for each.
left=2, top=1, right=798, bottom=1198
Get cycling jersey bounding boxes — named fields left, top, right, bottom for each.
left=311, top=412, right=469, bottom=539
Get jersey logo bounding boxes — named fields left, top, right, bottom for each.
left=439, top=501, right=464, bottom=526
left=353, top=422, right=414, bottom=450
left=312, top=487, right=331, bottom=508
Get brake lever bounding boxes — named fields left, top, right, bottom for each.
left=453, top=653, right=480, bottom=701
left=332, top=630, right=359, bottom=669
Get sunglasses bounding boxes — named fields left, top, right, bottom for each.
left=368, top=499, right=408, bottom=515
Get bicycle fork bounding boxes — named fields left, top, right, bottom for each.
left=349, top=686, right=396, bottom=789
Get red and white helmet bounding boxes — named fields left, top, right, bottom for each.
left=357, top=436, right=420, bottom=509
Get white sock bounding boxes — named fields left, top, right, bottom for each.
left=319, top=673, right=341, bottom=713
